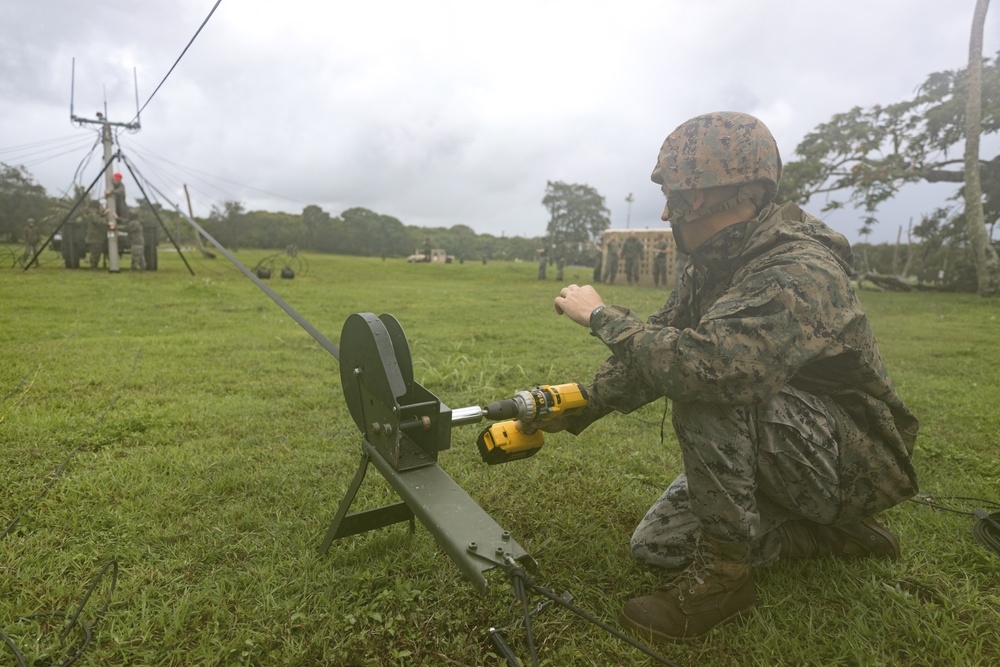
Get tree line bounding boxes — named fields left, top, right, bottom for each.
left=0, top=169, right=546, bottom=262
left=4, top=43, right=1000, bottom=288
left=2, top=154, right=996, bottom=287
left=197, top=200, right=544, bottom=261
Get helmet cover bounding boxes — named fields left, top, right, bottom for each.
left=651, top=111, right=782, bottom=201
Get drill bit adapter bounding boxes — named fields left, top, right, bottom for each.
left=320, top=313, right=536, bottom=593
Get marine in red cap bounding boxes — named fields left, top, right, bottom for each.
left=106, top=172, right=127, bottom=218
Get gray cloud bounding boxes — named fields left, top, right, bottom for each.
left=1, top=0, right=994, bottom=244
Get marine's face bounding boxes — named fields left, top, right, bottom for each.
left=653, top=161, right=713, bottom=254
left=670, top=217, right=712, bottom=255
left=657, top=184, right=693, bottom=253
left=657, top=185, right=720, bottom=255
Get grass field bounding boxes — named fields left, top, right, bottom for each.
left=2, top=247, right=998, bottom=666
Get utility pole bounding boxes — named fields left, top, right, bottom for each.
left=625, top=192, right=634, bottom=229
left=100, top=119, right=121, bottom=271
left=70, top=59, right=140, bottom=273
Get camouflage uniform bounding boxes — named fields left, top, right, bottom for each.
left=22, top=218, right=40, bottom=265
left=603, top=238, right=620, bottom=284
left=652, top=237, right=668, bottom=287
left=82, top=204, right=107, bottom=270
left=107, top=178, right=127, bottom=219
left=568, top=202, right=918, bottom=568
left=621, top=234, right=643, bottom=285
left=121, top=213, right=145, bottom=271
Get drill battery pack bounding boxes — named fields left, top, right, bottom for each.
left=477, top=422, right=545, bottom=465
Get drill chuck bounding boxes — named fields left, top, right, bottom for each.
left=483, top=392, right=534, bottom=421
left=482, top=398, right=517, bottom=420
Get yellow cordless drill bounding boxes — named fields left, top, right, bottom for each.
left=476, top=383, right=589, bottom=464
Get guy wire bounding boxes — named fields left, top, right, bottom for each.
left=127, top=159, right=341, bottom=361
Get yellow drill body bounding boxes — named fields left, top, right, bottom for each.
left=477, top=383, right=588, bottom=464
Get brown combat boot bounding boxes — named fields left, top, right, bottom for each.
left=779, top=516, right=900, bottom=560
left=619, top=537, right=755, bottom=643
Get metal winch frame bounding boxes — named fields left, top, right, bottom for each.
left=319, top=312, right=536, bottom=593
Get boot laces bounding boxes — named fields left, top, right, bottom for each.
left=667, top=546, right=715, bottom=598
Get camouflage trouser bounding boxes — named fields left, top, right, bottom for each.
left=21, top=243, right=39, bottom=264
left=89, top=243, right=104, bottom=269
left=631, top=385, right=873, bottom=568
left=130, top=243, right=146, bottom=271
left=603, top=258, right=618, bottom=284
left=624, top=257, right=639, bottom=284
left=653, top=257, right=667, bottom=287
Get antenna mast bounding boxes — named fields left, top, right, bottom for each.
left=69, top=60, right=142, bottom=273
left=133, top=67, right=141, bottom=127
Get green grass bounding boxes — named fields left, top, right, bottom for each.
left=1, top=247, right=998, bottom=666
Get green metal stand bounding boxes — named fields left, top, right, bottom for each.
left=320, top=313, right=536, bottom=594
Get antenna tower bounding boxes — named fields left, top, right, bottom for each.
left=69, top=58, right=142, bottom=273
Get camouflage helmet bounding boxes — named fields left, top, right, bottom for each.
left=651, top=111, right=782, bottom=204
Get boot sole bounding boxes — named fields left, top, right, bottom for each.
left=617, top=606, right=749, bottom=644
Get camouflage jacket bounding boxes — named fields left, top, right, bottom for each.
left=82, top=208, right=107, bottom=245
left=108, top=181, right=127, bottom=214
left=622, top=236, right=643, bottom=259
left=121, top=216, right=144, bottom=247
left=570, top=201, right=918, bottom=469
left=24, top=223, right=41, bottom=245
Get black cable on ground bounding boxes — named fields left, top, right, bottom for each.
left=0, top=632, right=26, bottom=667
left=498, top=561, right=682, bottom=667
left=908, top=494, right=1000, bottom=559
left=1, top=347, right=130, bottom=665
left=506, top=566, right=539, bottom=667
left=972, top=509, right=1000, bottom=557
left=0, top=349, right=141, bottom=541
left=252, top=252, right=282, bottom=278
left=1, top=363, right=41, bottom=405
left=0, top=560, right=119, bottom=667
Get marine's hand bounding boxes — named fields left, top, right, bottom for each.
left=554, top=284, right=605, bottom=327
left=516, top=415, right=571, bottom=435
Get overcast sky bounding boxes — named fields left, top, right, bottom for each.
left=1, top=1, right=996, bottom=245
